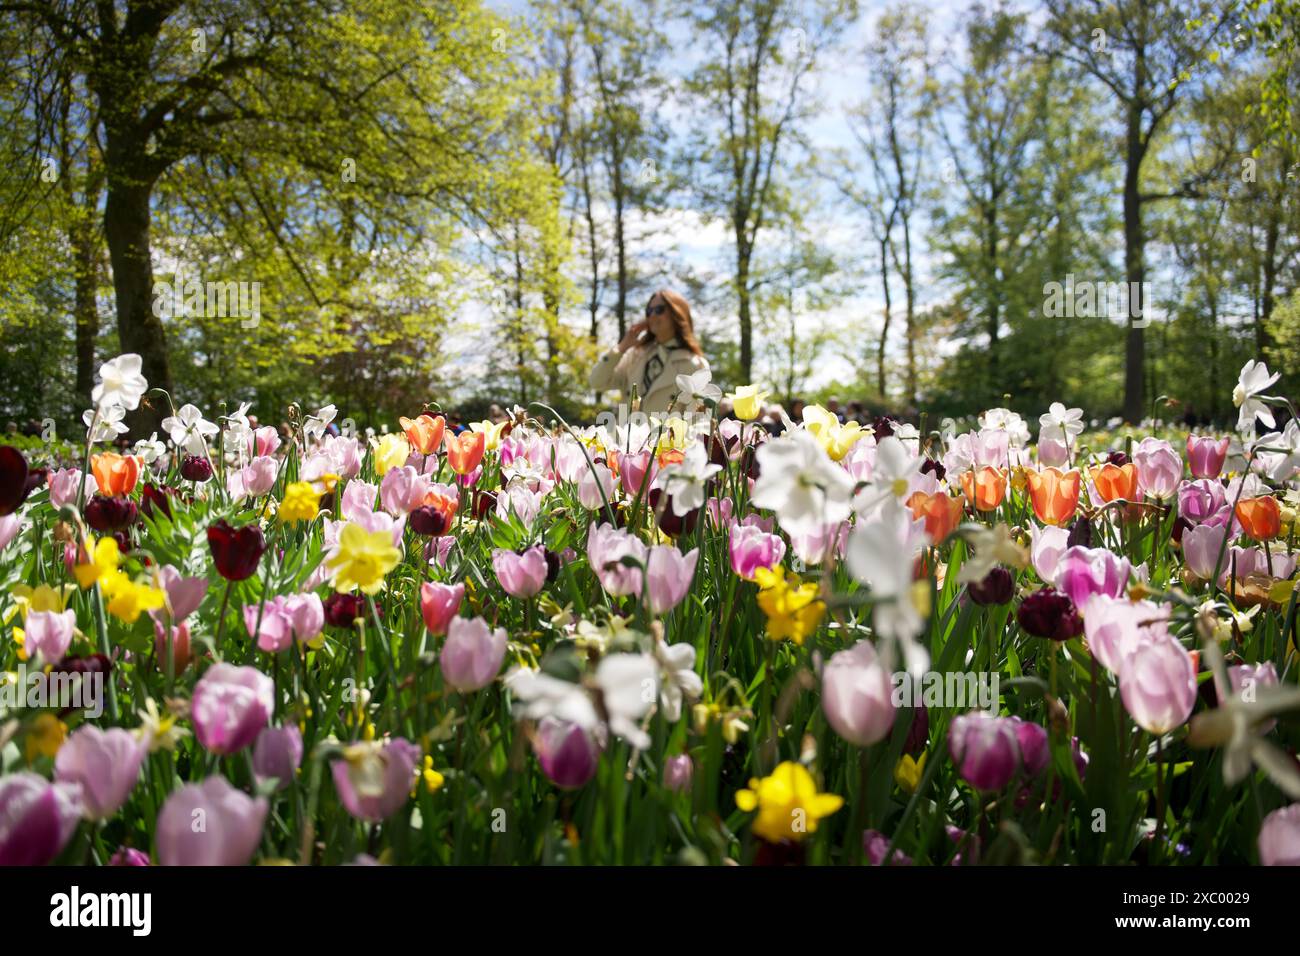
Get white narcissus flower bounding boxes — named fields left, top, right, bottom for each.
left=659, top=442, right=721, bottom=516
left=223, top=401, right=254, bottom=457
left=978, top=407, right=1031, bottom=447
left=161, top=404, right=219, bottom=456
left=133, top=432, right=168, bottom=465
left=750, top=429, right=855, bottom=536
left=957, top=523, right=1028, bottom=585
left=1234, top=360, right=1281, bottom=433
left=504, top=668, right=601, bottom=732
left=1039, top=402, right=1084, bottom=440
left=854, top=436, right=923, bottom=517
left=652, top=637, right=702, bottom=723
left=84, top=404, right=128, bottom=443
left=675, top=368, right=722, bottom=407
left=92, top=353, right=148, bottom=411
left=303, top=404, right=338, bottom=444
left=844, top=498, right=932, bottom=675
left=594, top=653, right=658, bottom=749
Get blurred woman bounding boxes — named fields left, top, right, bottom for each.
left=589, top=289, right=709, bottom=415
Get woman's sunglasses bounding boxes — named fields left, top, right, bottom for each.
left=645, top=302, right=667, bottom=317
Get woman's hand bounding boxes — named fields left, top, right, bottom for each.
left=617, top=321, right=647, bottom=354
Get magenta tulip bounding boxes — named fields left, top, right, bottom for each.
left=0, top=773, right=83, bottom=865
left=533, top=717, right=601, bottom=790
left=948, top=713, right=1020, bottom=791
left=1053, top=545, right=1131, bottom=607
left=191, top=663, right=274, bottom=754
left=54, top=726, right=146, bottom=820
left=252, top=726, right=304, bottom=791
left=663, top=754, right=694, bottom=792
left=1186, top=434, right=1229, bottom=480
left=155, top=775, right=268, bottom=866
left=645, top=545, right=699, bottom=614
left=729, top=521, right=786, bottom=580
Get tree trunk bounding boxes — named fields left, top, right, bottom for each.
left=878, top=236, right=893, bottom=399
left=736, top=236, right=753, bottom=381
left=1260, top=210, right=1280, bottom=356
left=1121, top=105, right=1146, bottom=424
left=103, top=177, right=170, bottom=437
left=72, top=211, right=100, bottom=411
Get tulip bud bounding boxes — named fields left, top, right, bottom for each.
left=663, top=754, right=694, bottom=792
left=948, top=713, right=1019, bottom=791
left=252, top=726, right=303, bottom=791
left=533, top=717, right=600, bottom=790
left=1016, top=587, right=1083, bottom=641
left=84, top=494, right=138, bottom=531
left=180, top=455, right=213, bottom=482
left=409, top=504, right=450, bottom=536
left=323, top=591, right=368, bottom=628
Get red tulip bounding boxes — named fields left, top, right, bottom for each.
left=0, top=446, right=30, bottom=516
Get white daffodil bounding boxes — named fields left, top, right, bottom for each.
left=161, top=403, right=219, bottom=456
left=1039, top=402, right=1085, bottom=440
left=92, top=353, right=148, bottom=411
left=674, top=368, right=722, bottom=408
left=853, top=436, right=924, bottom=516
left=957, top=523, right=1029, bottom=585
left=83, top=404, right=128, bottom=443
left=593, top=652, right=658, bottom=749
left=658, top=442, right=721, bottom=516
left=844, top=498, right=932, bottom=675
left=1253, top=420, right=1300, bottom=483
left=504, top=667, right=601, bottom=732
left=132, top=432, right=168, bottom=465
left=750, top=429, right=855, bottom=535
left=303, top=404, right=338, bottom=444
left=652, top=636, right=702, bottom=723
left=979, top=407, right=1031, bottom=447
left=1234, top=360, right=1281, bottom=433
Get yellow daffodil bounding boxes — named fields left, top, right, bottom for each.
left=469, top=418, right=509, bottom=451
left=136, top=698, right=190, bottom=752
left=894, top=753, right=926, bottom=793
left=8, top=583, right=76, bottom=623
left=74, top=536, right=120, bottom=589
left=417, top=755, right=445, bottom=795
left=735, top=761, right=843, bottom=843
left=802, top=404, right=867, bottom=461
left=25, top=713, right=67, bottom=762
left=326, top=522, right=402, bottom=595
left=753, top=566, right=825, bottom=645
left=102, top=575, right=166, bottom=624
left=371, top=433, right=411, bottom=476
left=279, top=481, right=321, bottom=524
left=654, top=417, right=692, bottom=454
left=726, top=384, right=769, bottom=421
left=12, top=626, right=26, bottom=661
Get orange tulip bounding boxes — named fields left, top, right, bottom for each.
left=443, top=429, right=486, bottom=476
left=657, top=448, right=685, bottom=470
left=1091, top=462, right=1139, bottom=503
left=906, top=491, right=964, bottom=543
left=1025, top=467, right=1081, bottom=527
left=400, top=414, right=446, bottom=457
left=959, top=466, right=1007, bottom=512
left=421, top=488, right=459, bottom=524
left=91, top=453, right=141, bottom=497
left=1236, top=495, right=1281, bottom=541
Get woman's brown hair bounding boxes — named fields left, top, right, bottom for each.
left=643, top=288, right=704, bottom=356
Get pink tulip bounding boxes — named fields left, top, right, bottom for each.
left=244, top=600, right=294, bottom=653
left=440, top=616, right=508, bottom=692
left=48, top=467, right=95, bottom=510
left=109, top=847, right=150, bottom=866
left=250, top=425, right=281, bottom=458
left=380, top=465, right=430, bottom=516
left=1053, top=546, right=1131, bottom=607
left=149, top=565, right=208, bottom=624
left=663, top=754, right=694, bottom=792
left=241, top=456, right=278, bottom=498
left=331, top=738, right=421, bottom=821
left=154, top=619, right=193, bottom=673
left=492, top=546, right=548, bottom=599
left=1030, top=525, right=1070, bottom=583
left=191, top=663, right=274, bottom=754
left=0, top=513, right=20, bottom=552
left=1178, top=479, right=1227, bottom=526
left=586, top=523, right=647, bottom=597
left=1081, top=594, right=1168, bottom=674
left=340, top=480, right=379, bottom=522
left=253, top=726, right=303, bottom=791
left=23, top=609, right=75, bottom=665
left=645, top=546, right=699, bottom=614
left=1037, top=434, right=1069, bottom=468
left=706, top=496, right=734, bottom=527
left=54, top=725, right=146, bottom=819
left=619, top=450, right=654, bottom=496
left=822, top=640, right=895, bottom=747
left=420, top=581, right=464, bottom=636
left=788, top=519, right=848, bottom=567
left=1011, top=718, right=1049, bottom=777
left=533, top=717, right=600, bottom=789
left=948, top=713, right=1019, bottom=791
left=0, top=773, right=83, bottom=865
left=1259, top=804, right=1300, bottom=865
left=155, top=775, right=268, bottom=866
left=729, top=521, right=785, bottom=580
left=1133, top=437, right=1182, bottom=499
left=1119, top=636, right=1197, bottom=734
left=287, top=593, right=324, bottom=643
left=1182, top=522, right=1228, bottom=582
left=578, top=463, right=616, bottom=510
left=1186, top=434, right=1229, bottom=480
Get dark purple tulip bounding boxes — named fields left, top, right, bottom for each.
left=1106, top=450, right=1130, bottom=467
left=903, top=705, right=929, bottom=755
left=207, top=519, right=266, bottom=581
left=180, top=455, right=213, bottom=482
left=1016, top=587, right=1083, bottom=641
left=323, top=592, right=369, bottom=628
left=648, top=488, right=700, bottom=536
left=968, top=567, right=1013, bottom=606
left=1066, top=516, right=1092, bottom=549
left=872, top=417, right=896, bottom=439
left=533, top=717, right=600, bottom=789
left=0, top=773, right=83, bottom=865
left=0, top=446, right=30, bottom=516
left=141, top=483, right=175, bottom=519
left=920, top=458, right=947, bottom=482
left=409, top=504, right=451, bottom=536
left=84, top=493, right=138, bottom=531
